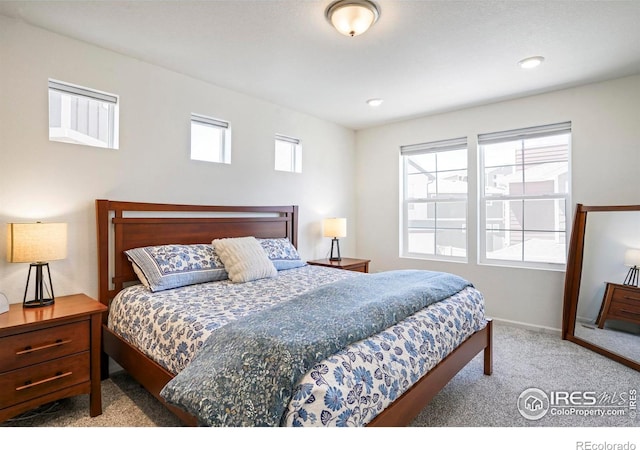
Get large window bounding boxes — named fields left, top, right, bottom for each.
left=274, top=134, right=302, bottom=173
left=48, top=79, right=119, bottom=149
left=190, top=113, right=231, bottom=164
left=478, top=122, right=571, bottom=269
left=401, top=137, right=468, bottom=261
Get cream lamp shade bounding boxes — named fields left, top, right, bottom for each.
left=624, top=248, right=640, bottom=267
left=325, top=0, right=380, bottom=37
left=323, top=218, right=347, bottom=238
left=7, top=222, right=68, bottom=263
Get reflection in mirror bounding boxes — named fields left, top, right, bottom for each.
left=563, top=204, right=640, bottom=372
left=573, top=211, right=640, bottom=363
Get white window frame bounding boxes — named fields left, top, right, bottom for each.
left=190, top=113, right=231, bottom=164
left=274, top=134, right=302, bottom=173
left=478, top=121, right=572, bottom=271
left=400, top=137, right=468, bottom=262
left=48, top=79, right=119, bottom=149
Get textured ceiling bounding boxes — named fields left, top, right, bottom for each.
left=1, top=0, right=640, bottom=130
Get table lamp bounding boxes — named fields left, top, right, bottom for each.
left=323, top=218, right=346, bottom=261
left=6, top=222, right=68, bottom=307
left=623, top=248, right=640, bottom=287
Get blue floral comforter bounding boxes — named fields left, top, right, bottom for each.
left=160, top=270, right=475, bottom=426
left=108, top=265, right=486, bottom=426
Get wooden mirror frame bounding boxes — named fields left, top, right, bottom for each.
left=562, top=203, right=640, bottom=372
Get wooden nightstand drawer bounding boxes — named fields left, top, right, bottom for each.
left=597, top=282, right=640, bottom=329
left=609, top=301, right=640, bottom=324
left=611, top=287, right=640, bottom=304
left=0, top=352, right=90, bottom=409
left=307, top=258, right=370, bottom=273
left=0, top=320, right=89, bottom=372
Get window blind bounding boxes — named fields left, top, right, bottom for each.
left=478, top=121, right=571, bottom=145
left=48, top=79, right=118, bottom=104
left=275, top=134, right=300, bottom=145
left=400, top=137, right=467, bottom=156
left=191, top=113, right=229, bottom=129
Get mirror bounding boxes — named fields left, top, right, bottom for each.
left=563, top=204, right=640, bottom=371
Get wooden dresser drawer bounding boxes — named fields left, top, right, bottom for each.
left=0, top=321, right=89, bottom=372
left=609, top=300, right=640, bottom=324
left=0, top=352, right=90, bottom=409
left=611, top=286, right=640, bottom=304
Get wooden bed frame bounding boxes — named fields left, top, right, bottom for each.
left=95, top=199, right=492, bottom=427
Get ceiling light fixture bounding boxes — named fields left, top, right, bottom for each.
left=518, top=56, right=545, bottom=69
left=325, top=0, right=380, bottom=37
left=366, top=98, right=383, bottom=107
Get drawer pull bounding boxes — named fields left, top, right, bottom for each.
left=15, top=339, right=72, bottom=356
left=619, top=309, right=640, bottom=316
left=623, top=296, right=640, bottom=301
left=15, top=371, right=73, bottom=391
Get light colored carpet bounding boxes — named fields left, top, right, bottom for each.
left=574, top=320, right=640, bottom=363
left=3, top=323, right=640, bottom=429
left=413, top=323, right=640, bottom=427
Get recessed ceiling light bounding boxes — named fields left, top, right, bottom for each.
left=518, top=56, right=545, bottom=69
left=366, top=98, right=383, bottom=107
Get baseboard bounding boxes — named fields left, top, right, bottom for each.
left=490, top=316, right=561, bottom=335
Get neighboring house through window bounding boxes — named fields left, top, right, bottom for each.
left=478, top=122, right=571, bottom=269
left=48, top=79, right=119, bottom=149
left=400, top=137, right=468, bottom=261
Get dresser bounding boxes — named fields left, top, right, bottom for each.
left=596, top=282, right=640, bottom=329
left=0, top=294, right=107, bottom=423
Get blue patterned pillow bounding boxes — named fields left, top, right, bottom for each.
left=258, top=238, right=306, bottom=271
left=125, top=244, right=228, bottom=292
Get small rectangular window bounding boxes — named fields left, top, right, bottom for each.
left=48, top=79, right=119, bottom=149
left=478, top=121, right=571, bottom=269
left=400, top=137, right=468, bottom=261
left=190, top=114, right=231, bottom=164
left=275, top=134, right=302, bottom=173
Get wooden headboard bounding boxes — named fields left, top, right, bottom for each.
left=95, top=199, right=298, bottom=308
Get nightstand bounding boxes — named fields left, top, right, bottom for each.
left=0, top=293, right=107, bottom=423
left=307, top=257, right=371, bottom=273
left=596, top=282, right=640, bottom=329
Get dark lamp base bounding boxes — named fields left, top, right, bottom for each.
left=22, top=262, right=57, bottom=308
left=623, top=266, right=639, bottom=288
left=23, top=298, right=55, bottom=308
left=329, top=237, right=342, bottom=261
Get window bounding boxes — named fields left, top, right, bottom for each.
left=274, top=134, right=302, bottom=173
left=48, top=79, right=119, bottom=149
left=478, top=122, right=571, bottom=269
left=190, top=113, right=231, bottom=164
left=401, top=137, right=468, bottom=261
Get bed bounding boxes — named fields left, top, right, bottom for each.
left=96, top=199, right=492, bottom=426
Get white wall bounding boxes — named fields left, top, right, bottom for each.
left=2, top=15, right=638, bottom=332
left=355, top=75, right=640, bottom=330
left=0, top=16, right=356, bottom=304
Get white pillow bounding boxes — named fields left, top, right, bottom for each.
left=212, top=236, right=277, bottom=283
